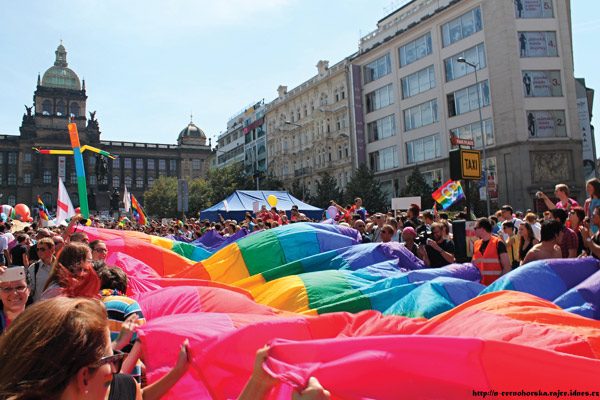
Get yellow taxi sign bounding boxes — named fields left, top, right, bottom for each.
left=461, top=149, right=481, bottom=179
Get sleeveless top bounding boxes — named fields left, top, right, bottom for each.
left=519, top=240, right=534, bottom=261
left=108, top=373, right=137, bottom=400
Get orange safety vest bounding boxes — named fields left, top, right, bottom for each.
left=472, top=235, right=503, bottom=285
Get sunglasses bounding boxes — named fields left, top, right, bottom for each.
left=92, top=350, right=126, bottom=372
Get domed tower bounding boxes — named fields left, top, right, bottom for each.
left=177, top=115, right=207, bottom=146
left=24, top=42, right=97, bottom=142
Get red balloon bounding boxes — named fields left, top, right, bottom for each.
left=14, top=204, right=30, bottom=221
left=75, top=207, right=81, bottom=214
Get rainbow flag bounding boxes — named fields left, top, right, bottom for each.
left=37, top=195, right=50, bottom=220
left=432, top=179, right=465, bottom=209
left=130, top=193, right=148, bottom=225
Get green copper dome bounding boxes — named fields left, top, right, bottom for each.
left=41, top=43, right=81, bottom=90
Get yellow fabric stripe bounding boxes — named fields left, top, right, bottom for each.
left=150, top=236, right=174, bottom=250
left=203, top=243, right=250, bottom=283
left=249, top=275, right=311, bottom=313
left=234, top=274, right=267, bottom=292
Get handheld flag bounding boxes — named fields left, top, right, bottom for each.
left=123, top=185, right=131, bottom=213
left=37, top=195, right=50, bottom=221
left=432, top=180, right=465, bottom=210
left=56, top=177, right=76, bottom=224
left=130, top=194, right=148, bottom=225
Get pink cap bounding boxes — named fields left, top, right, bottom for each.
left=402, top=227, right=417, bottom=237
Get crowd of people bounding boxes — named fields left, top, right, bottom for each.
left=0, top=178, right=599, bottom=398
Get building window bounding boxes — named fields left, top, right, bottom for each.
left=369, top=146, right=399, bottom=172
left=159, top=159, right=166, bottom=171
left=7, top=195, right=16, bottom=206
left=70, top=102, right=80, bottom=117
left=43, top=170, right=52, bottom=184
left=399, top=32, right=433, bottom=67
left=170, top=159, right=177, bottom=172
left=124, top=176, right=132, bottom=187
left=526, top=110, right=567, bottom=138
left=147, top=159, right=155, bottom=170
left=70, top=172, right=77, bottom=184
left=441, top=7, right=483, bottom=47
left=113, top=158, right=120, bottom=169
left=403, top=99, right=438, bottom=131
left=123, top=158, right=131, bottom=169
left=450, top=119, right=495, bottom=148
left=23, top=153, right=32, bottom=163
left=363, top=53, right=392, bottom=84
left=367, top=114, right=396, bottom=142
left=422, top=169, right=443, bottom=189
left=89, top=155, right=96, bottom=167
left=41, top=193, right=53, bottom=207
left=8, top=153, right=17, bottom=165
left=56, top=100, right=65, bottom=116
left=113, top=175, right=120, bottom=188
left=192, top=159, right=202, bottom=170
left=406, top=134, right=442, bottom=164
left=135, top=158, right=144, bottom=169
left=518, top=31, right=558, bottom=57
left=515, top=0, right=554, bottom=18
left=365, top=84, right=394, bottom=113
left=401, top=65, right=436, bottom=98
left=88, top=175, right=96, bottom=186
left=42, top=100, right=52, bottom=115
left=136, top=176, right=144, bottom=188
left=148, top=176, right=154, bottom=187
left=447, top=80, right=490, bottom=117
left=8, top=173, right=16, bottom=185
left=522, top=70, right=562, bottom=97
left=444, top=43, right=486, bottom=82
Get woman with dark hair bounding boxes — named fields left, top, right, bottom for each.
left=40, top=242, right=100, bottom=300
left=518, top=222, right=538, bottom=263
left=0, top=297, right=117, bottom=399
left=90, top=239, right=108, bottom=262
left=568, top=207, right=586, bottom=256
left=584, top=178, right=600, bottom=233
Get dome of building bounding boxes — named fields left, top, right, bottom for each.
left=41, top=43, right=81, bottom=90
left=178, top=121, right=207, bottom=141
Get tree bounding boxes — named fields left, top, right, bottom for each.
left=188, top=178, right=213, bottom=217
left=259, top=172, right=285, bottom=191
left=344, top=164, right=387, bottom=212
left=206, top=163, right=250, bottom=204
left=290, top=179, right=304, bottom=201
left=401, top=166, right=433, bottom=209
left=312, top=172, right=342, bottom=209
left=143, top=176, right=177, bottom=218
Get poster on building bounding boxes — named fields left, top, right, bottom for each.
left=577, top=98, right=596, bottom=180
left=519, top=31, right=558, bottom=57
left=527, top=110, right=567, bottom=138
left=514, top=0, right=554, bottom=18
left=522, top=70, right=562, bottom=97
left=58, top=156, right=66, bottom=181
left=479, top=157, right=498, bottom=201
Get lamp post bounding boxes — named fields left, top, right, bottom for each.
left=457, top=57, right=491, bottom=217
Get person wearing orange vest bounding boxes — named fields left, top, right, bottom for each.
left=472, top=217, right=511, bottom=285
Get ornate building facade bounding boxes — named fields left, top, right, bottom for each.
left=0, top=44, right=212, bottom=212
left=265, top=60, right=355, bottom=199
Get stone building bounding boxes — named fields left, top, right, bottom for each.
left=0, top=43, right=212, bottom=212
left=348, top=0, right=585, bottom=210
left=265, top=60, right=354, bottom=199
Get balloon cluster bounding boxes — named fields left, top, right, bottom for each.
left=14, top=204, right=33, bottom=222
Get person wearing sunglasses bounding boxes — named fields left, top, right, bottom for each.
left=0, top=267, right=30, bottom=334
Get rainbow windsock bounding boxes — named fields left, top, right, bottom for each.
left=130, top=194, right=148, bottom=226
left=37, top=195, right=50, bottom=221
left=432, top=179, right=465, bottom=209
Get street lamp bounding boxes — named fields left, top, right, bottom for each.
left=457, top=56, right=491, bottom=217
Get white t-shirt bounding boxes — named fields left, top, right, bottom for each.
left=0, top=234, right=7, bottom=252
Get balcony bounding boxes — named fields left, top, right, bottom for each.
left=294, top=167, right=312, bottom=177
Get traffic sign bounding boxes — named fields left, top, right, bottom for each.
left=450, top=149, right=482, bottom=180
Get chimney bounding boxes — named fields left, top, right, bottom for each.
left=277, top=85, right=288, bottom=99
left=317, top=60, right=329, bottom=76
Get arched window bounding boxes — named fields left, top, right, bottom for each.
left=56, top=100, right=65, bottom=116
left=147, top=176, right=154, bottom=187
left=70, top=172, right=77, bottom=184
left=112, top=175, right=120, bottom=188
left=8, top=173, right=16, bottom=185
left=43, top=170, right=52, bottom=184
left=42, top=100, right=52, bottom=115
left=136, top=176, right=144, bottom=188
left=124, top=176, right=132, bottom=188
left=70, top=102, right=80, bottom=117
left=7, top=195, right=16, bottom=206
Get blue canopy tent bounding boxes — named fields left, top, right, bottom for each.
left=200, top=190, right=324, bottom=222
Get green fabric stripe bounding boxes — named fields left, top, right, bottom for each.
left=302, top=270, right=371, bottom=313
left=171, top=241, right=196, bottom=259
left=315, top=294, right=373, bottom=314
left=238, top=230, right=286, bottom=276
left=262, top=260, right=305, bottom=282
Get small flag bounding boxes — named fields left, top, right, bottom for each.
left=432, top=180, right=465, bottom=210
left=37, top=195, right=50, bottom=221
left=123, top=185, right=131, bottom=213
left=56, top=177, right=76, bottom=224
left=130, top=194, right=148, bottom=225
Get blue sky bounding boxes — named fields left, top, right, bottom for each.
left=1, top=0, right=599, bottom=150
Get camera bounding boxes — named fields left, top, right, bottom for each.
left=414, top=229, right=432, bottom=246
